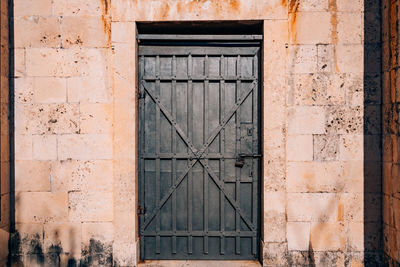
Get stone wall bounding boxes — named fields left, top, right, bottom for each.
left=382, top=0, right=400, bottom=265
left=0, top=0, right=10, bottom=265
left=9, top=0, right=370, bottom=266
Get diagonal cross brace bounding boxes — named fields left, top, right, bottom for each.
left=198, top=159, right=256, bottom=231
left=140, top=80, right=257, bottom=231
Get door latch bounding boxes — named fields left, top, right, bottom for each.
left=235, top=154, right=262, bottom=168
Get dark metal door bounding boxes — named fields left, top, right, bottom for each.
left=138, top=40, right=261, bottom=260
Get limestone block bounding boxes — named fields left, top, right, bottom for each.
left=58, top=134, right=113, bottom=160
left=111, top=22, right=136, bottom=44
left=264, top=161, right=286, bottom=192
left=79, top=48, right=110, bottom=77
left=53, top=0, right=102, bottom=16
left=14, top=0, right=52, bottom=16
left=337, top=12, right=363, bottom=44
left=291, top=73, right=349, bottom=106
left=289, top=12, right=332, bottom=44
left=44, top=223, right=81, bottom=258
left=80, top=103, right=113, bottom=134
left=67, top=76, right=111, bottom=103
left=112, top=241, right=137, bottom=267
left=264, top=212, right=286, bottom=243
left=82, top=222, right=113, bottom=244
left=287, top=106, right=325, bottom=134
left=317, top=45, right=334, bottom=73
left=15, top=134, right=32, bottom=160
left=287, top=193, right=338, bottom=222
left=33, top=77, right=67, bottom=103
left=292, top=0, right=329, bottom=11
left=26, top=48, right=81, bottom=77
left=14, top=48, right=25, bottom=77
left=51, top=160, right=113, bottom=192
left=15, top=77, right=34, bottom=103
left=341, top=193, right=363, bottom=222
left=15, top=160, right=50, bottom=192
left=263, top=242, right=288, bottom=266
left=68, top=191, right=113, bottom=222
left=287, top=222, right=310, bottom=251
left=348, top=222, right=364, bottom=251
left=336, top=44, right=363, bottom=73
left=264, top=192, right=286, bottom=214
left=336, top=0, right=363, bottom=12
left=14, top=16, right=61, bottom=48
left=16, top=192, right=68, bottom=223
left=81, top=222, right=113, bottom=266
left=313, top=134, right=339, bottom=161
left=16, top=103, right=79, bottom=135
left=310, top=222, right=345, bottom=251
left=325, top=105, right=363, bottom=134
left=62, top=16, right=109, bottom=48
left=286, top=135, right=313, bottom=161
left=288, top=45, right=318, bottom=73
left=339, top=135, right=363, bottom=161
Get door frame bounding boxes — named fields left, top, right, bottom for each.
left=135, top=32, right=264, bottom=262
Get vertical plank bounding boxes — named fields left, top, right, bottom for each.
left=155, top=55, right=161, bottom=254
left=251, top=53, right=258, bottom=256
left=235, top=55, right=241, bottom=255
left=203, top=55, right=209, bottom=254
left=139, top=55, right=146, bottom=260
left=220, top=55, right=226, bottom=255
left=172, top=55, right=177, bottom=254
left=187, top=54, right=193, bottom=254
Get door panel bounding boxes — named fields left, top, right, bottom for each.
left=139, top=43, right=260, bottom=260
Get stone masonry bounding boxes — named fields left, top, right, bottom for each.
left=382, top=0, right=400, bottom=265
left=0, top=0, right=389, bottom=266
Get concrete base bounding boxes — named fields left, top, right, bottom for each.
left=138, top=260, right=262, bottom=267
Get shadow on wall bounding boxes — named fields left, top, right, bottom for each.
left=364, top=0, right=383, bottom=265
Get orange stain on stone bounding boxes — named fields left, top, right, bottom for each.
left=229, top=0, right=240, bottom=12
left=159, top=2, right=171, bottom=20
left=100, top=0, right=111, bottom=46
left=337, top=202, right=344, bottom=221
left=329, top=0, right=340, bottom=72
left=288, top=0, right=299, bottom=44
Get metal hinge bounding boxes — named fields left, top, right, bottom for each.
left=138, top=205, right=145, bottom=215
left=138, top=90, right=146, bottom=99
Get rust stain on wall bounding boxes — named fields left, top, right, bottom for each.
left=288, top=0, right=299, bottom=44
left=329, top=0, right=340, bottom=72
left=100, top=0, right=111, bottom=46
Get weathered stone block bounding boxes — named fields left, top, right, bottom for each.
left=310, top=222, right=345, bottom=251
left=286, top=135, right=313, bottom=161
left=15, top=134, right=33, bottom=160
left=62, top=16, right=109, bottom=48
left=14, top=0, right=52, bottom=16
left=313, top=134, right=339, bottom=161
left=44, top=223, right=81, bottom=259
left=67, top=76, right=111, bottom=103
left=68, top=191, right=113, bottom=222
left=289, top=12, right=332, bottom=44
left=51, top=160, right=113, bottom=192
left=15, top=160, right=50, bottom=192
left=337, top=12, right=363, bottom=44
left=288, top=106, right=325, bottom=134
left=14, top=17, right=61, bottom=48
left=53, top=0, right=103, bottom=16
left=33, top=135, right=57, bottom=160
left=58, top=134, right=113, bottom=160
left=336, top=44, right=363, bottom=73
left=16, top=192, right=68, bottom=223
left=339, top=135, right=363, bottom=161
left=33, top=77, right=67, bottom=104
left=287, top=222, right=310, bottom=251
left=288, top=45, right=318, bottom=73
left=287, top=193, right=338, bottom=222
left=15, top=78, right=34, bottom=103
left=325, top=106, right=363, bottom=134
left=80, top=103, right=113, bottom=134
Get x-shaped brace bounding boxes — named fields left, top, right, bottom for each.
left=140, top=79, right=257, bottom=232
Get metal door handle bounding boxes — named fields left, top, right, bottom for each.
left=235, top=154, right=262, bottom=168
left=238, top=154, right=262, bottom=158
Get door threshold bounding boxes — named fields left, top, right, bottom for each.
left=138, top=260, right=262, bottom=267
